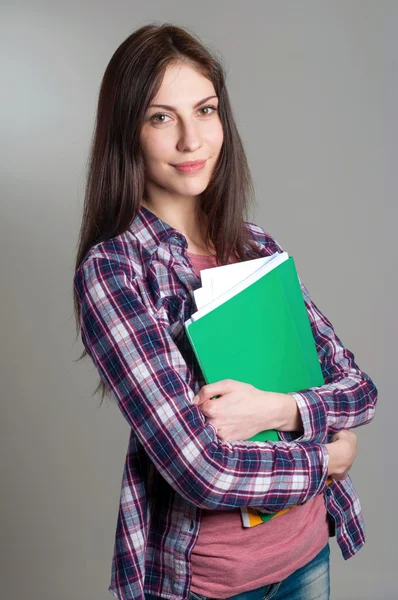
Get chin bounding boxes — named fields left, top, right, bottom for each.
left=175, top=176, right=210, bottom=191
left=175, top=184, right=209, bottom=198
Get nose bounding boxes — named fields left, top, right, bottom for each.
left=176, top=121, right=203, bottom=153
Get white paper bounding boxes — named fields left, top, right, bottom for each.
left=200, top=255, right=276, bottom=305
left=188, top=251, right=289, bottom=325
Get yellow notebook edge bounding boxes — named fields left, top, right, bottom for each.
left=240, top=477, right=333, bottom=528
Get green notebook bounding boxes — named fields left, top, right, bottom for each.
left=184, top=256, right=325, bottom=523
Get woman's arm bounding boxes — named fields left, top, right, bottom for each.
left=277, top=278, right=378, bottom=445
left=74, top=255, right=331, bottom=512
left=251, top=226, right=378, bottom=445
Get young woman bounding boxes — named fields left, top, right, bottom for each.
left=73, top=23, right=378, bottom=600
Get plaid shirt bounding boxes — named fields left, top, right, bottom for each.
left=73, top=205, right=378, bottom=600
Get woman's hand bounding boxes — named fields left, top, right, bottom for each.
left=325, top=429, right=358, bottom=480
left=193, top=379, right=282, bottom=441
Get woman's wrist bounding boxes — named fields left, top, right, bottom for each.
left=273, top=392, right=304, bottom=433
left=325, top=441, right=345, bottom=477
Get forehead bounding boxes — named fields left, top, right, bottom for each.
left=152, top=63, right=216, bottom=104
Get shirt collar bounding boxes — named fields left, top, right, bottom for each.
left=129, top=204, right=188, bottom=255
left=129, top=204, right=266, bottom=260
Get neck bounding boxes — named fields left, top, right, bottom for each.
left=141, top=194, right=214, bottom=253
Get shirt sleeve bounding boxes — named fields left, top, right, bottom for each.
left=262, top=236, right=379, bottom=445
left=74, top=256, right=330, bottom=512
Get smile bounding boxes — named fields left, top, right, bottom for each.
left=172, top=160, right=207, bottom=174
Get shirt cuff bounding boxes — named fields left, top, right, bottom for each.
left=277, top=390, right=328, bottom=444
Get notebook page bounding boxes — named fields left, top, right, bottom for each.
left=208, top=256, right=278, bottom=301
left=194, top=254, right=279, bottom=311
left=200, top=256, right=270, bottom=291
left=190, top=252, right=289, bottom=322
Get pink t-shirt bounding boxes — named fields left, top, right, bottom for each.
left=187, top=250, right=329, bottom=597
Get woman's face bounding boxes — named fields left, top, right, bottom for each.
left=140, top=63, right=224, bottom=203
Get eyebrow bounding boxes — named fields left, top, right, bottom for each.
left=148, top=95, right=218, bottom=111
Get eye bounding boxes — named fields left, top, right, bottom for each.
left=149, top=113, right=170, bottom=124
left=199, top=105, right=218, bottom=116
left=149, top=105, right=218, bottom=124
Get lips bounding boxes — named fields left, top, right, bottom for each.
left=172, top=160, right=207, bottom=174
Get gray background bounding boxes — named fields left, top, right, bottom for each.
left=1, top=2, right=396, bottom=599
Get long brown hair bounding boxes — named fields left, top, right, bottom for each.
left=73, top=22, right=263, bottom=402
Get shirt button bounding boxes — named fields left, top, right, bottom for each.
left=170, top=233, right=182, bottom=244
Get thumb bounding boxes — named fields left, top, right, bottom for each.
left=193, top=379, right=235, bottom=406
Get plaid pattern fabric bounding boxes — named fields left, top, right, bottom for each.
left=73, top=205, right=378, bottom=600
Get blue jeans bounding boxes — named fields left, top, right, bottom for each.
left=188, top=543, right=330, bottom=600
